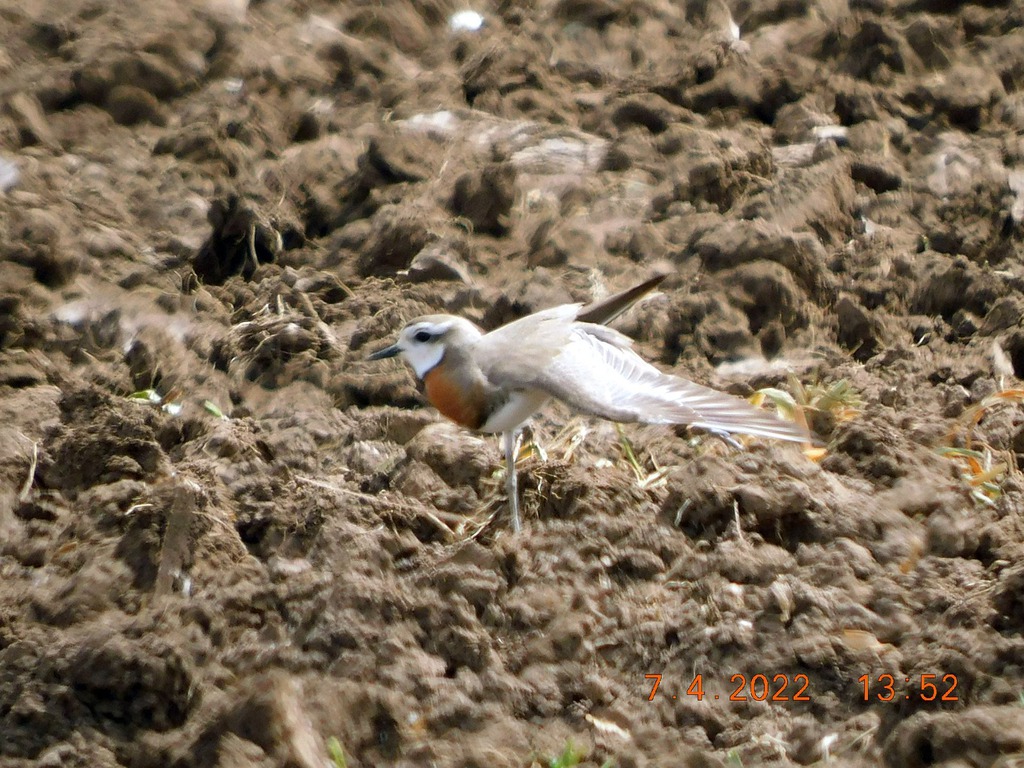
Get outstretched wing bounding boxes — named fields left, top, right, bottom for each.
left=474, top=272, right=668, bottom=379
left=532, top=325, right=809, bottom=443
left=473, top=303, right=584, bottom=380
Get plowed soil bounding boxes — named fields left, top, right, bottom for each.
left=3, top=1, right=1024, bottom=766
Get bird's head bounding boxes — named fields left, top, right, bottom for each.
left=368, top=315, right=482, bottom=379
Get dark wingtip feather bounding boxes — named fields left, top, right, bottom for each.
left=577, top=273, right=669, bottom=326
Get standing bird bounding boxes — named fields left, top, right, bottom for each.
left=369, top=275, right=808, bottom=532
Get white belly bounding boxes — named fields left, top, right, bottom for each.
left=480, top=389, right=550, bottom=434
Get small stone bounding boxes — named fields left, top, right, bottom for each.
left=950, top=308, right=979, bottom=339
left=105, top=85, right=167, bottom=126
left=406, top=243, right=472, bottom=284
left=969, top=377, right=997, bottom=403
left=879, top=387, right=899, bottom=407
left=941, top=384, right=970, bottom=418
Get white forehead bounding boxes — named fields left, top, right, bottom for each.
left=400, top=319, right=454, bottom=341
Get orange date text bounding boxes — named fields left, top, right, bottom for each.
left=645, top=673, right=811, bottom=702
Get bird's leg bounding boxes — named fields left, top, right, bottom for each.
left=706, top=428, right=745, bottom=451
left=504, top=429, right=522, bottom=533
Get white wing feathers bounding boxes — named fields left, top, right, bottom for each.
left=539, top=326, right=808, bottom=443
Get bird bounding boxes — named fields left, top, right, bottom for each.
left=369, top=274, right=809, bottom=532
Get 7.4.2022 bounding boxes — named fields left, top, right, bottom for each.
left=646, top=673, right=811, bottom=702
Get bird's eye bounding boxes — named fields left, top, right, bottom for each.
left=413, top=330, right=433, bottom=343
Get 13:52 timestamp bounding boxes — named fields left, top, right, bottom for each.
left=859, top=673, right=959, bottom=702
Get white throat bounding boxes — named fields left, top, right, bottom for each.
left=403, top=344, right=445, bottom=379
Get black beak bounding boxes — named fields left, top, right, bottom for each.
left=368, top=343, right=401, bottom=361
